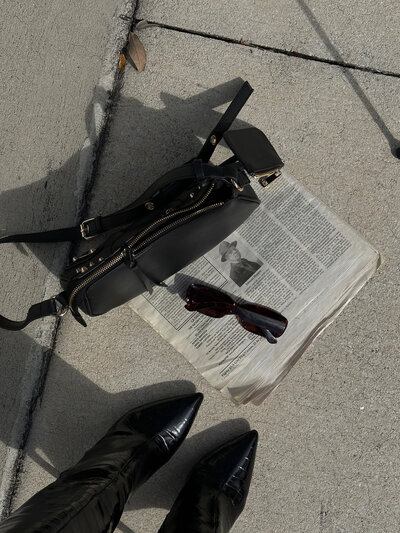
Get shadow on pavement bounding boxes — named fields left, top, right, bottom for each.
left=297, top=0, right=400, bottom=158
left=0, top=330, right=46, bottom=455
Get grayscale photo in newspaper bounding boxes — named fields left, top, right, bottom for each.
left=129, top=171, right=381, bottom=405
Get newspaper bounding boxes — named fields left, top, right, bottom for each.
left=129, top=171, right=380, bottom=405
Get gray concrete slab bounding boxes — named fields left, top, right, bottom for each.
left=12, top=26, right=399, bottom=533
left=138, top=0, right=400, bottom=74
left=0, top=0, right=133, bottom=515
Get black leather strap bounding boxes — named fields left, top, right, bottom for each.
left=0, top=225, right=82, bottom=244
left=0, top=293, right=68, bottom=331
left=197, top=81, right=253, bottom=162
left=0, top=166, right=197, bottom=244
left=0, top=160, right=248, bottom=246
left=0, top=203, right=148, bottom=244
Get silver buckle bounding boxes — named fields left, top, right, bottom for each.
left=80, top=218, right=96, bottom=240
left=52, top=296, right=69, bottom=317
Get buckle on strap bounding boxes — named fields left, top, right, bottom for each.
left=51, top=295, right=69, bottom=317
left=80, top=218, right=96, bottom=240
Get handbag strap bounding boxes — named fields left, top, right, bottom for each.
left=0, top=161, right=248, bottom=246
left=197, top=81, right=253, bottom=163
left=0, top=293, right=69, bottom=331
left=0, top=202, right=149, bottom=244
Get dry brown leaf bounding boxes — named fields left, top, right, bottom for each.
left=118, top=52, right=127, bottom=73
left=128, top=32, right=146, bottom=72
left=135, top=20, right=153, bottom=31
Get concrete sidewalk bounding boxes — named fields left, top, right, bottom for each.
left=1, top=1, right=399, bottom=532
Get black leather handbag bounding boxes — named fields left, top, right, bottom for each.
left=0, top=82, right=283, bottom=330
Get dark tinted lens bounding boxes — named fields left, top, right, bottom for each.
left=236, top=303, right=288, bottom=337
left=185, top=284, right=234, bottom=318
left=185, top=302, right=231, bottom=318
left=186, top=284, right=234, bottom=305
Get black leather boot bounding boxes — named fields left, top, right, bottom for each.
left=158, top=430, right=258, bottom=533
left=0, top=393, right=203, bottom=533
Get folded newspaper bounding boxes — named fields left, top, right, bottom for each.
left=129, top=170, right=380, bottom=405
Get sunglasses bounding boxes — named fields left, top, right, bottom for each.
left=185, top=284, right=288, bottom=344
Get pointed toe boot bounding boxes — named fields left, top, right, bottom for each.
left=158, top=430, right=258, bottom=533
left=0, top=392, right=203, bottom=533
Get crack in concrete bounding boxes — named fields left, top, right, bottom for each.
left=135, top=18, right=400, bottom=80
left=0, top=0, right=137, bottom=519
left=0, top=340, right=56, bottom=519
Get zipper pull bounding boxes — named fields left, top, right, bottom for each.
left=123, top=246, right=136, bottom=269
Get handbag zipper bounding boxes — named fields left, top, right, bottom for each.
left=126, top=182, right=215, bottom=249
left=128, top=200, right=224, bottom=254
left=68, top=183, right=222, bottom=311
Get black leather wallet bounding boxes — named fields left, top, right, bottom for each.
left=224, top=127, right=283, bottom=186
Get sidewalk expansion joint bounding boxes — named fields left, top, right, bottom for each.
left=135, top=18, right=400, bottom=80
